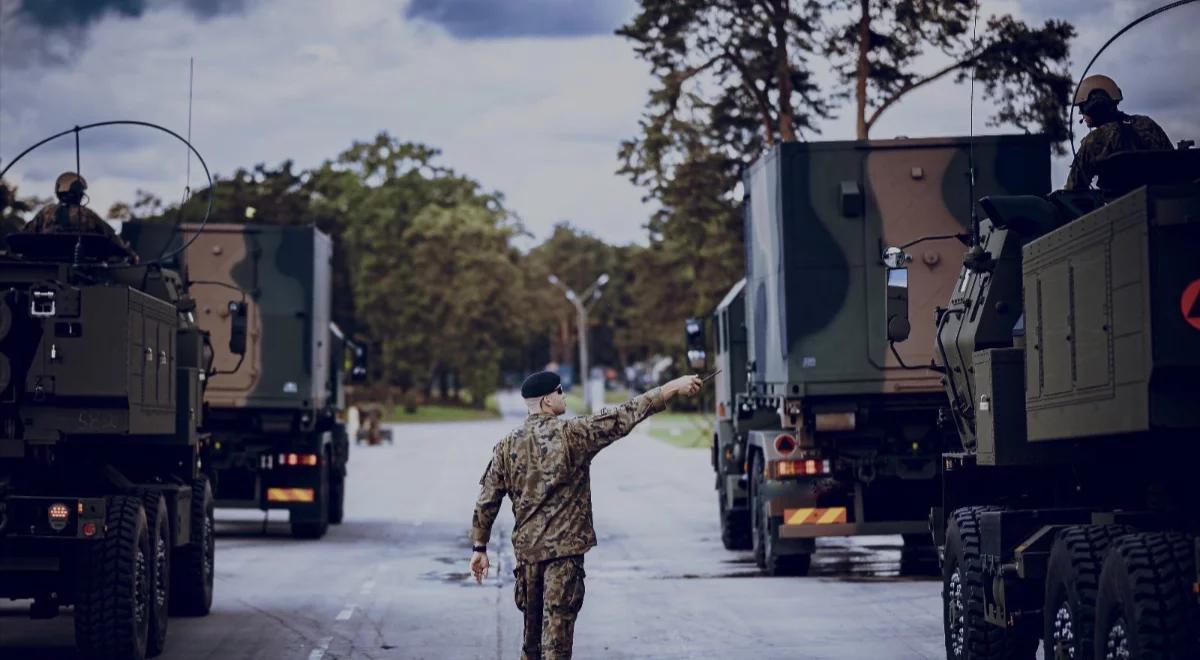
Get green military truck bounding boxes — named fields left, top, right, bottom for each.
left=0, top=229, right=217, bottom=659
left=175, top=223, right=357, bottom=539
left=889, top=144, right=1200, bottom=657
left=691, top=135, right=1050, bottom=575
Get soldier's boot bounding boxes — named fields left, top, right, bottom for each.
left=541, top=555, right=586, bottom=660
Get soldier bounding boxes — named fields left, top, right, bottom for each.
left=1066, top=75, right=1173, bottom=190
left=22, top=172, right=139, bottom=261
left=469, top=371, right=703, bottom=659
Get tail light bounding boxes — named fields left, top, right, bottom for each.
left=769, top=458, right=832, bottom=479
left=278, top=452, right=319, bottom=467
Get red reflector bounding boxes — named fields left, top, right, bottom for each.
left=774, top=434, right=796, bottom=455
left=82, top=522, right=97, bottom=537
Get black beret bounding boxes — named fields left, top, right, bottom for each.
left=521, top=371, right=561, bottom=399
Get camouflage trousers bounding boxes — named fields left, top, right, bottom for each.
left=513, top=555, right=586, bottom=660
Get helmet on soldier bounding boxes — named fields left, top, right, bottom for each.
left=1073, top=75, right=1123, bottom=106
left=54, top=172, right=87, bottom=205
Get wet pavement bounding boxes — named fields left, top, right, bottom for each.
left=0, top=395, right=947, bottom=659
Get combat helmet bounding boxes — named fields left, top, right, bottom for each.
left=1073, top=75, right=1123, bottom=106
left=54, top=172, right=87, bottom=205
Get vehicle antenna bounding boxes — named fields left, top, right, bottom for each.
left=184, top=56, right=194, bottom=204
left=1068, top=0, right=1197, bottom=158
left=966, top=3, right=979, bottom=247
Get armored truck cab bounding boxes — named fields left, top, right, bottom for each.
left=0, top=231, right=216, bottom=659
left=705, top=135, right=1050, bottom=575
left=168, top=223, right=351, bottom=539
left=893, top=146, right=1200, bottom=659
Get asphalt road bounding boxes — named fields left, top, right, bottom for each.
left=1, top=395, right=947, bottom=659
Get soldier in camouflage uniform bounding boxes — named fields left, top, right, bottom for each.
left=1066, top=75, right=1173, bottom=190
left=22, top=172, right=138, bottom=261
left=470, top=371, right=703, bottom=659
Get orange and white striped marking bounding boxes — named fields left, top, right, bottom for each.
left=266, top=488, right=315, bottom=503
left=784, top=507, right=848, bottom=525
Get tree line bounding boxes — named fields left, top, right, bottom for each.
left=1, top=1, right=1077, bottom=408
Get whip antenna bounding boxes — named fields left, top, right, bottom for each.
left=967, top=3, right=980, bottom=246
left=184, top=57, right=194, bottom=204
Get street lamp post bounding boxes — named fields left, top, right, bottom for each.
left=548, top=272, right=610, bottom=413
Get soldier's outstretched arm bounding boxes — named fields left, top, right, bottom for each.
left=470, top=441, right=507, bottom=551
left=563, top=375, right=702, bottom=461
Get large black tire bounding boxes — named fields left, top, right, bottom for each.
left=170, top=476, right=214, bottom=616
left=329, top=471, right=346, bottom=525
left=138, top=493, right=171, bottom=658
left=75, top=495, right=151, bottom=660
left=942, top=506, right=1037, bottom=660
left=718, top=489, right=752, bottom=551
left=1094, top=532, right=1199, bottom=660
left=1041, top=524, right=1132, bottom=660
left=750, top=452, right=766, bottom=569
left=291, top=458, right=330, bottom=539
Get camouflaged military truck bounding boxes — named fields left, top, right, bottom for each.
left=888, top=141, right=1200, bottom=658
left=0, top=230, right=217, bottom=660
left=180, top=223, right=356, bottom=539
left=691, top=135, right=1050, bottom=576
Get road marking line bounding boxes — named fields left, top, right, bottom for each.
left=336, top=604, right=356, bottom=621
left=307, top=636, right=332, bottom=660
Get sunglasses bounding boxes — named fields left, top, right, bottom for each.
left=554, top=385, right=563, bottom=395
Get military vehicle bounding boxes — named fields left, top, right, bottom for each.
left=688, top=135, right=1050, bottom=575
left=0, top=122, right=220, bottom=660
left=126, top=223, right=362, bottom=540
left=886, top=137, right=1200, bottom=656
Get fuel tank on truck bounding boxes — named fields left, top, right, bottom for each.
left=180, top=223, right=332, bottom=413
left=743, top=136, right=1050, bottom=398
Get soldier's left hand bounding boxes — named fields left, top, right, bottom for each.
left=469, top=551, right=489, bottom=584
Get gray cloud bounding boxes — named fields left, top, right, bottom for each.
left=1, top=0, right=245, bottom=67
left=404, top=0, right=634, bottom=39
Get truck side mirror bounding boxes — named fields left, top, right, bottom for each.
left=886, top=267, right=911, bottom=343
left=228, top=301, right=248, bottom=355
left=350, top=344, right=368, bottom=383
left=684, top=317, right=707, bottom=371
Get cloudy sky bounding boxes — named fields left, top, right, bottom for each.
left=1, top=0, right=1196, bottom=245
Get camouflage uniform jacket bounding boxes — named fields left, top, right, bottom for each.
left=22, top=204, right=137, bottom=259
left=472, top=387, right=666, bottom=565
left=1066, top=114, right=1172, bottom=190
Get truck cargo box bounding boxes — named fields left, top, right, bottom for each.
left=182, top=223, right=332, bottom=412
left=743, top=135, right=1050, bottom=398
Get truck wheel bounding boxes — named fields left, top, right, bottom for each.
left=75, top=495, right=151, bottom=660
left=1041, top=524, right=1132, bottom=660
left=139, top=493, right=172, bottom=658
left=1094, top=532, right=1199, bottom=659
left=718, top=490, right=751, bottom=551
left=750, top=452, right=766, bottom=569
left=329, top=471, right=346, bottom=525
left=942, top=506, right=1036, bottom=660
left=291, top=459, right=329, bottom=539
left=170, top=476, right=214, bottom=616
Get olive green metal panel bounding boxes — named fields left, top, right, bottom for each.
left=1023, top=185, right=1200, bottom=441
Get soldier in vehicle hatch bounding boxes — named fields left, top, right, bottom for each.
left=1066, top=74, right=1173, bottom=190
left=470, top=371, right=703, bottom=659
left=22, top=172, right=139, bottom=261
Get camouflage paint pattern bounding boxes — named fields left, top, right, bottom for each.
left=513, top=555, right=586, bottom=660
left=743, top=136, right=1050, bottom=400
left=1066, top=114, right=1173, bottom=190
left=472, top=388, right=666, bottom=565
left=180, top=223, right=332, bottom=412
